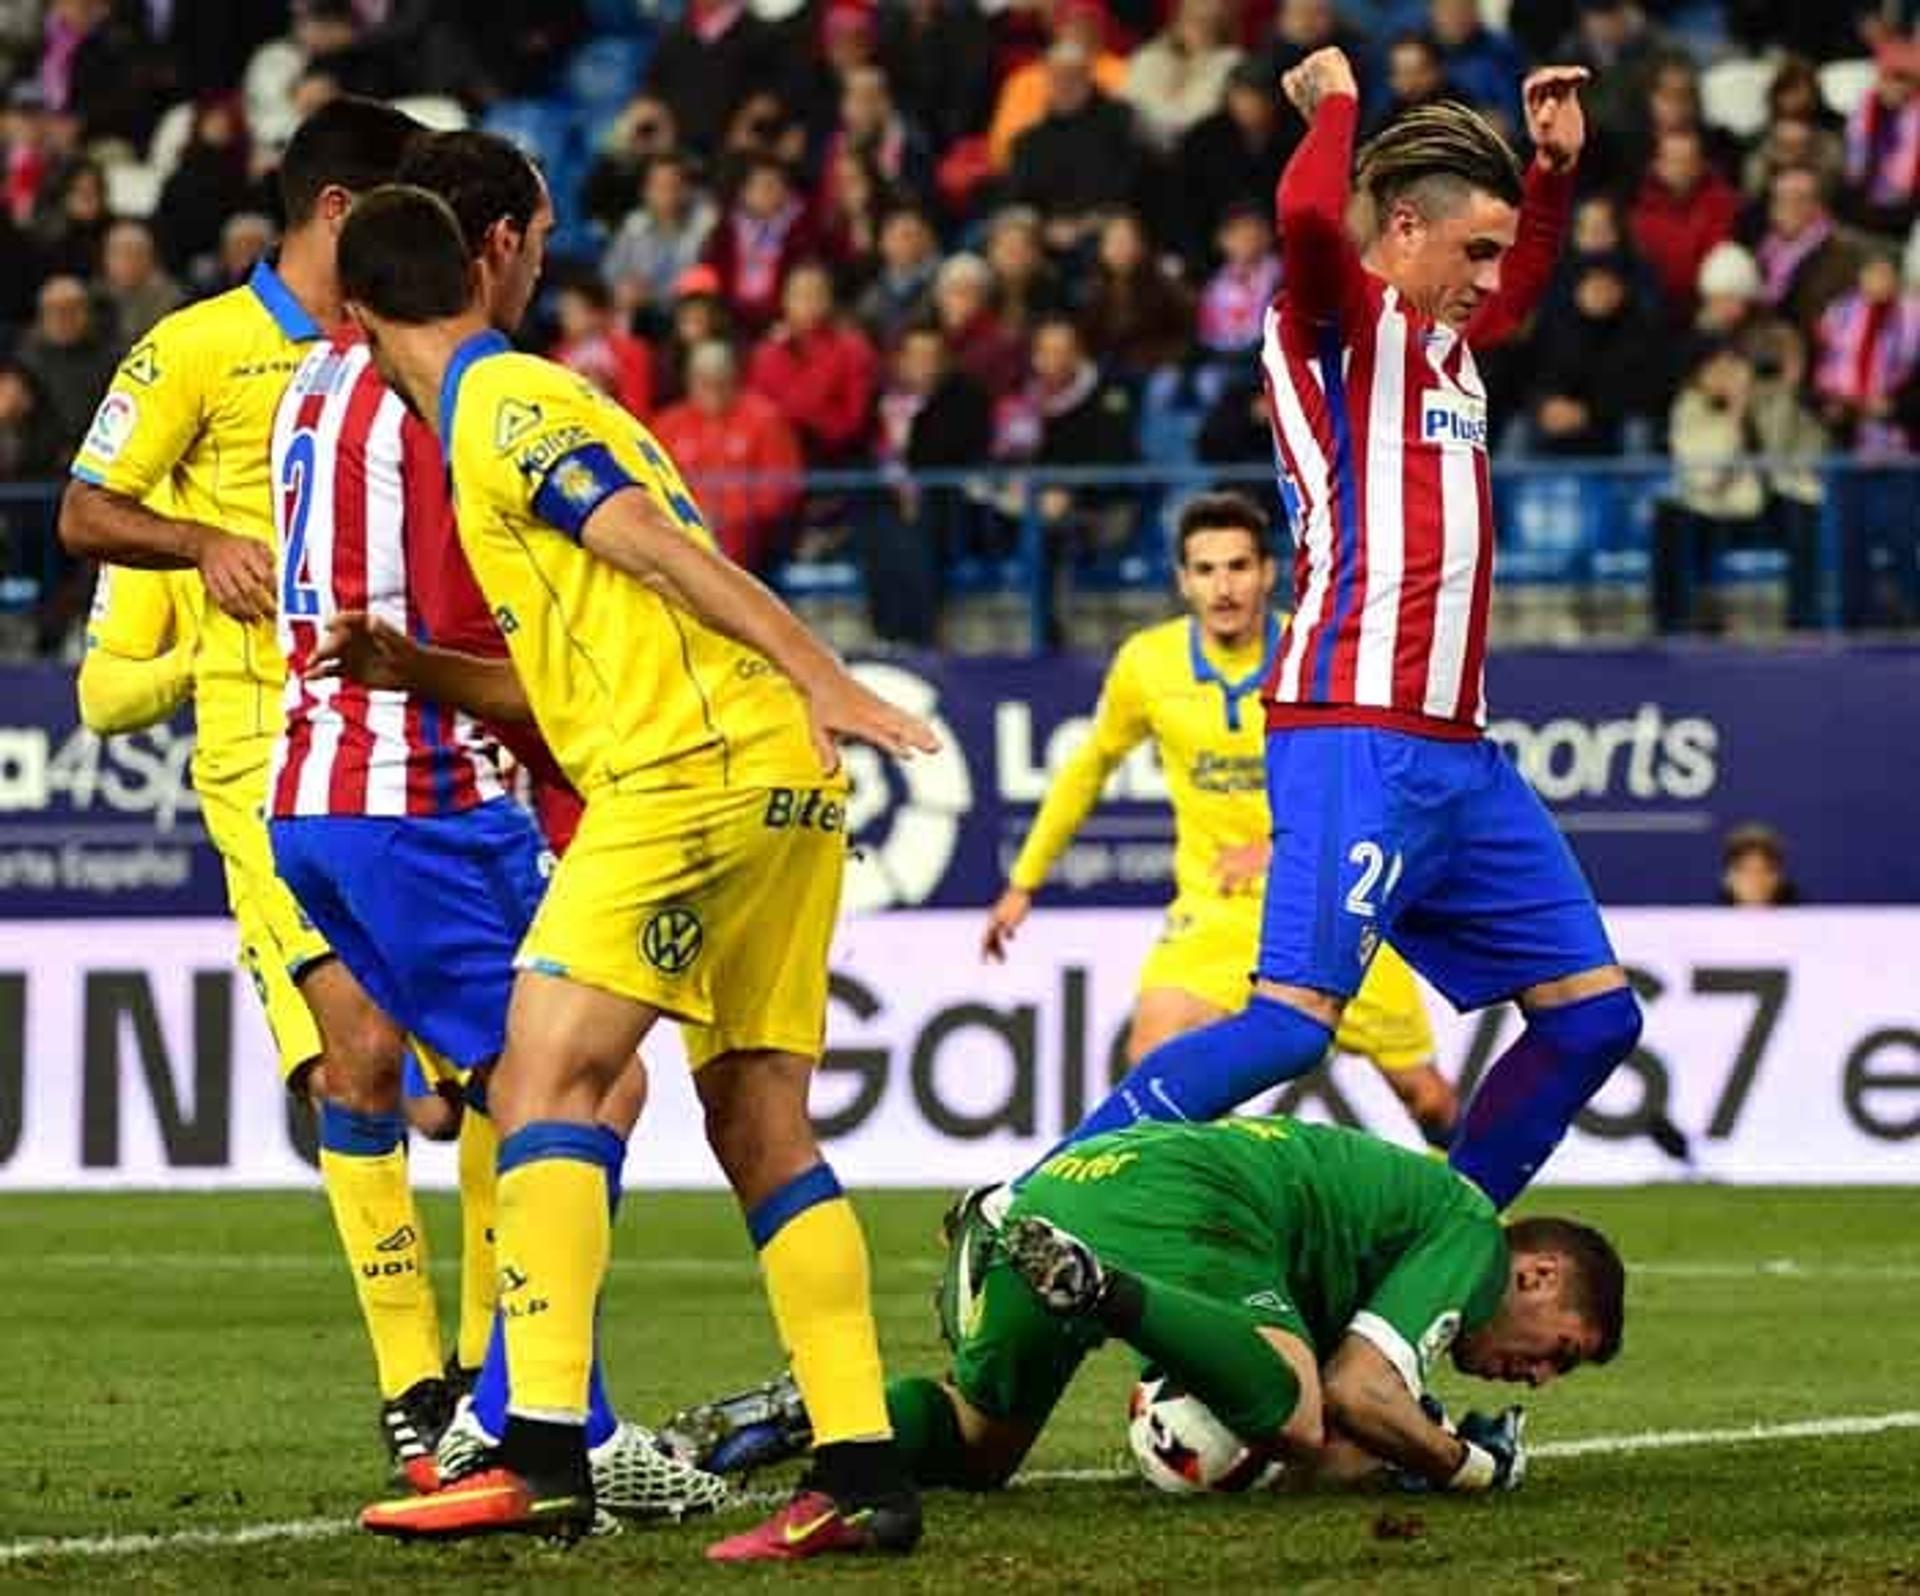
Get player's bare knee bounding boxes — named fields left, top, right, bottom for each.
left=698, top=1050, right=820, bottom=1197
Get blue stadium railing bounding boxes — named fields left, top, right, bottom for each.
left=4, top=456, right=1916, bottom=652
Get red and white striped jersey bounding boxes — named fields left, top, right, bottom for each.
left=268, top=335, right=505, bottom=817
left=1260, top=93, right=1572, bottom=741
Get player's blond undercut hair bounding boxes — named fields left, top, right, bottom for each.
left=1352, top=101, right=1525, bottom=240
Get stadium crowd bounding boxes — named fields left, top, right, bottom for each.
left=0, top=0, right=1915, bottom=645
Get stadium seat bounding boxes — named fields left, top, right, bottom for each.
left=1817, top=58, right=1878, bottom=119
left=585, top=0, right=654, bottom=33
left=1700, top=57, right=1778, bottom=138
left=480, top=98, right=581, bottom=177
left=393, top=95, right=471, bottom=132
left=146, top=100, right=195, bottom=178
left=1495, top=472, right=1600, bottom=584
left=104, top=161, right=163, bottom=220
left=567, top=34, right=656, bottom=148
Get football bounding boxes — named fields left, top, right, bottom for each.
left=1126, top=1372, right=1285, bottom=1494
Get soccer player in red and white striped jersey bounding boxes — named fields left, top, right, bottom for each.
left=265, top=131, right=723, bottom=1526
left=1041, top=55, right=1645, bottom=1224
left=269, top=335, right=506, bottom=821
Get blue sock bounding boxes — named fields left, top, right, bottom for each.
left=1026, top=996, right=1333, bottom=1177
left=318, top=1103, right=404, bottom=1155
left=1449, top=986, right=1642, bottom=1209
left=473, top=1124, right=625, bottom=1449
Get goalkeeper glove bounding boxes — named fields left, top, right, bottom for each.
left=1447, top=1406, right=1528, bottom=1492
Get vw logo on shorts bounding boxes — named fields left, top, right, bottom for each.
left=641, top=905, right=704, bottom=974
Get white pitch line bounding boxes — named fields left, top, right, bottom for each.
left=31, top=1255, right=1920, bottom=1283
left=5, top=1410, right=1919, bottom=1566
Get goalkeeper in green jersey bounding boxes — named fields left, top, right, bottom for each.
left=667, top=1118, right=1624, bottom=1495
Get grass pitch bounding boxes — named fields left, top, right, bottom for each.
left=2, top=1185, right=1917, bottom=1592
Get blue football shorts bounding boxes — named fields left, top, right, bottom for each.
left=1256, top=726, right=1617, bottom=1010
left=270, top=797, right=550, bottom=1071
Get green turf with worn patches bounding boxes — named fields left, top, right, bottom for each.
left=2, top=1186, right=1917, bottom=1592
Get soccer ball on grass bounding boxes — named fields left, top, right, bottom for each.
left=1126, top=1371, right=1284, bottom=1494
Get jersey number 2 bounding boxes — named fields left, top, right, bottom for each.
left=1345, top=841, right=1403, bottom=920
left=279, top=430, right=320, bottom=618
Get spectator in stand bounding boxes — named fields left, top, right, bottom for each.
left=986, top=205, right=1066, bottom=337
left=1194, top=200, right=1282, bottom=394
left=1754, top=164, right=1869, bottom=337
left=1767, top=55, right=1846, bottom=138
left=653, top=263, right=734, bottom=411
left=4, top=82, right=58, bottom=229
left=582, top=95, right=681, bottom=235
left=823, top=64, right=932, bottom=214
left=33, top=157, right=107, bottom=281
left=856, top=202, right=940, bottom=350
left=933, top=250, right=1027, bottom=393
left=1631, top=127, right=1742, bottom=324
left=877, top=0, right=995, bottom=151
left=1556, top=0, right=1665, bottom=189
left=652, top=339, right=803, bottom=574
left=1814, top=250, right=1920, bottom=455
left=1631, top=54, right=1743, bottom=185
left=1428, top=0, right=1525, bottom=133
left=552, top=274, right=654, bottom=421
left=644, top=0, right=788, bottom=158
left=865, top=320, right=993, bottom=644
left=0, top=360, right=61, bottom=481
left=17, top=273, right=113, bottom=459
left=1656, top=335, right=1827, bottom=632
left=1369, top=33, right=1457, bottom=137
left=704, top=155, right=821, bottom=338
left=1122, top=0, right=1244, bottom=155
left=1678, top=242, right=1803, bottom=393
left=1000, top=315, right=1139, bottom=505
left=987, top=0, right=1128, bottom=173
left=747, top=260, right=879, bottom=467
left=209, top=211, right=275, bottom=294
left=51, top=0, right=163, bottom=149
left=1842, top=38, right=1920, bottom=238
left=1264, top=0, right=1373, bottom=95
left=1175, top=54, right=1298, bottom=268
left=718, top=91, right=810, bottom=179
left=604, top=152, right=719, bottom=331
left=1743, top=112, right=1847, bottom=214
left=1007, top=38, right=1146, bottom=257
left=1077, top=208, right=1195, bottom=385
left=1815, top=250, right=1920, bottom=623
left=96, top=219, right=182, bottom=351
left=1515, top=255, right=1668, bottom=455
left=815, top=146, right=889, bottom=291
left=1719, top=823, right=1801, bottom=907
left=790, top=0, right=884, bottom=152
left=153, top=96, right=259, bottom=284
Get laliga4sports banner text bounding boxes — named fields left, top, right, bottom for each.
left=2, top=646, right=1917, bottom=916
left=0, top=908, right=1915, bottom=1189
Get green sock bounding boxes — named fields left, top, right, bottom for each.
left=1097, top=1272, right=1301, bottom=1442
left=884, top=1376, right=974, bottom=1488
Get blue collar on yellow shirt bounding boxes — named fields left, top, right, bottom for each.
left=1188, top=614, right=1281, bottom=732
left=246, top=259, right=324, bottom=343
left=439, top=329, right=513, bottom=446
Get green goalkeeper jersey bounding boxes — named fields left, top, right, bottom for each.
left=1027, top=1116, right=1509, bottom=1393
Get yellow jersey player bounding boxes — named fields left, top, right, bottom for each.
left=329, top=183, right=937, bottom=1561
left=983, top=492, right=1459, bottom=1149
left=55, top=100, right=465, bottom=1486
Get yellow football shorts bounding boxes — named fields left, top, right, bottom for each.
left=518, top=782, right=847, bottom=1069
left=198, top=776, right=331, bottom=1084
left=1138, top=898, right=1436, bottom=1073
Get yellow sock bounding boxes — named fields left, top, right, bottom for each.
left=456, top=1108, right=500, bottom=1370
left=495, top=1138, right=611, bottom=1418
left=319, top=1145, right=443, bottom=1400
left=759, top=1196, right=891, bottom=1445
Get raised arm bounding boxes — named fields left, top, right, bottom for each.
left=1466, top=67, right=1587, bottom=349
left=1276, top=49, right=1366, bottom=331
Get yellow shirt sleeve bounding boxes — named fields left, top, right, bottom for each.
left=78, top=567, right=196, bottom=734
left=70, top=318, right=205, bottom=499
left=1008, top=638, right=1151, bottom=892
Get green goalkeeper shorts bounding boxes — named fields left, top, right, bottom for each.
left=942, top=1141, right=1310, bottom=1428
